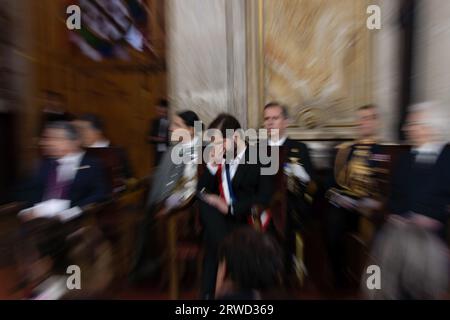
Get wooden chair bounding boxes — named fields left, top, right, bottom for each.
left=0, top=199, right=117, bottom=299
left=163, top=203, right=203, bottom=299
left=0, top=202, right=27, bottom=298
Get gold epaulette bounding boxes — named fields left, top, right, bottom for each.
left=377, top=142, right=401, bottom=146
left=335, top=141, right=354, bottom=150
left=334, top=142, right=353, bottom=188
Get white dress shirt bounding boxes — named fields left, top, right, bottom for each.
left=56, top=152, right=85, bottom=183
left=268, top=135, right=288, bottom=147
left=18, top=152, right=86, bottom=222
left=412, top=142, right=446, bottom=164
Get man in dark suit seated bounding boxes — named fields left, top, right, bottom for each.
left=18, top=121, right=109, bottom=219
left=15, top=121, right=108, bottom=292
left=388, top=101, right=450, bottom=238
left=74, top=113, right=133, bottom=185
left=197, top=114, right=273, bottom=299
left=262, top=102, right=317, bottom=280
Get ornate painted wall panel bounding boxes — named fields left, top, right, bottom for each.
left=264, top=0, right=372, bottom=139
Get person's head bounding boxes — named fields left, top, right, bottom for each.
left=169, top=110, right=200, bottom=143
left=208, top=113, right=243, bottom=159
left=356, top=104, right=378, bottom=139
left=363, top=220, right=448, bottom=300
left=263, top=102, right=289, bottom=139
left=156, top=99, right=169, bottom=118
left=73, top=114, right=105, bottom=147
left=39, top=121, right=81, bottom=158
left=403, top=101, right=449, bottom=147
left=216, top=227, right=283, bottom=298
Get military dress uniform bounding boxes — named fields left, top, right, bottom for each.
left=267, top=137, right=316, bottom=285
left=325, top=138, right=385, bottom=286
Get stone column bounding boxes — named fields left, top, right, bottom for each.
left=167, top=0, right=248, bottom=127
left=372, top=0, right=403, bottom=142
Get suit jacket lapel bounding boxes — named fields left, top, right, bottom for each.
left=69, top=153, right=88, bottom=196
left=231, top=163, right=245, bottom=191
left=231, top=147, right=253, bottom=190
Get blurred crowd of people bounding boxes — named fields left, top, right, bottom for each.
left=4, top=96, right=450, bottom=300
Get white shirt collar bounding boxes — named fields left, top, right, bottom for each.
left=90, top=139, right=110, bottom=148
left=57, top=151, right=85, bottom=165
left=413, top=142, right=445, bottom=155
left=268, top=135, right=288, bottom=147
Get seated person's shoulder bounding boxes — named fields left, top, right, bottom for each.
left=442, top=144, right=450, bottom=155
left=81, top=152, right=104, bottom=170
left=284, top=138, right=310, bottom=153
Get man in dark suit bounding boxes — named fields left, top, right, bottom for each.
left=19, top=121, right=108, bottom=216
left=197, top=114, right=273, bottom=299
left=15, top=121, right=109, bottom=288
left=263, top=102, right=316, bottom=280
left=388, top=101, right=450, bottom=238
left=148, top=99, right=169, bottom=166
left=74, top=113, right=134, bottom=193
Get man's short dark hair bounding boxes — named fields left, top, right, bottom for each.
left=218, top=227, right=283, bottom=291
left=208, top=113, right=241, bottom=137
left=264, top=102, right=289, bottom=119
left=44, top=121, right=80, bottom=141
left=78, top=113, right=104, bottom=132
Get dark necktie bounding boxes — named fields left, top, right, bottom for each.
left=217, top=164, right=226, bottom=201
left=43, top=160, right=69, bottom=200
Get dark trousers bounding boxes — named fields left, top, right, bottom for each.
left=198, top=202, right=237, bottom=299
left=284, top=194, right=312, bottom=276
left=324, top=204, right=359, bottom=287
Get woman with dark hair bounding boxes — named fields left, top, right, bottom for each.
left=197, top=113, right=273, bottom=299
left=130, top=110, right=202, bottom=282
